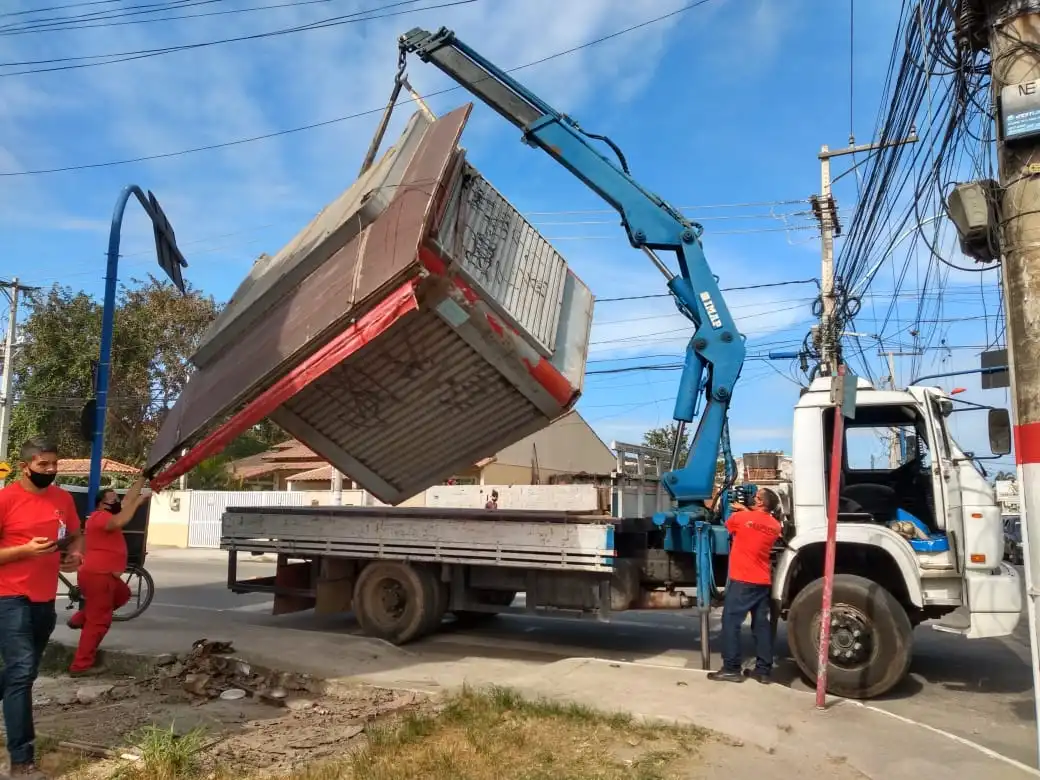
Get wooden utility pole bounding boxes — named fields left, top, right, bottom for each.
left=972, top=0, right=1040, bottom=765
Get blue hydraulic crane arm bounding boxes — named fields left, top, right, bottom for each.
left=401, top=27, right=747, bottom=509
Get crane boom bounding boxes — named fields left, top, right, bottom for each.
left=400, top=27, right=746, bottom=512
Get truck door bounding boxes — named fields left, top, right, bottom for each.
left=918, top=391, right=962, bottom=541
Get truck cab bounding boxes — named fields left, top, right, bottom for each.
left=771, top=376, right=1021, bottom=697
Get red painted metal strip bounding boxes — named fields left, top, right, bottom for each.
left=816, top=376, right=847, bottom=709
left=418, top=243, right=578, bottom=408
left=523, top=355, right=576, bottom=406
left=1015, top=421, right=1040, bottom=464
left=149, top=280, right=421, bottom=491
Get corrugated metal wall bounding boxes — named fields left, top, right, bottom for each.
left=187, top=490, right=316, bottom=548
left=438, top=165, right=568, bottom=356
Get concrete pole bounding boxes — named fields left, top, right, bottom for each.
left=886, top=352, right=901, bottom=468
left=0, top=279, right=21, bottom=462
left=986, top=0, right=1040, bottom=766
left=331, top=468, right=343, bottom=506
left=818, top=150, right=837, bottom=376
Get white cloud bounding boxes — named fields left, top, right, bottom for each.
left=0, top=0, right=729, bottom=290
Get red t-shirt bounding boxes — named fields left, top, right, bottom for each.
left=0, top=482, right=81, bottom=602
left=81, top=509, right=127, bottom=575
left=726, top=509, right=781, bottom=586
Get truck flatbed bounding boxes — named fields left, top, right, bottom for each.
left=221, top=505, right=618, bottom=573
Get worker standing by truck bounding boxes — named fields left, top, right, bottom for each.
left=67, top=475, right=146, bottom=676
left=708, top=488, right=782, bottom=685
left=0, top=436, right=83, bottom=778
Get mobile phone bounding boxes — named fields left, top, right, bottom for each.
left=55, top=536, right=75, bottom=551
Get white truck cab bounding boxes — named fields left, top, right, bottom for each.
left=771, top=376, right=1021, bottom=698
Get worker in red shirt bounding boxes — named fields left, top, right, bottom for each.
left=67, top=475, right=146, bottom=676
left=0, top=437, right=83, bottom=778
left=708, top=487, right=783, bottom=685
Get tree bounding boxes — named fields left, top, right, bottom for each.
left=7, top=275, right=220, bottom=465
left=642, top=423, right=727, bottom=483
left=643, top=424, right=689, bottom=464
left=993, top=470, right=1016, bottom=483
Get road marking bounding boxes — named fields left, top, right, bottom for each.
left=579, top=658, right=1039, bottom=775
left=853, top=701, right=1040, bottom=777
left=150, top=601, right=273, bottom=614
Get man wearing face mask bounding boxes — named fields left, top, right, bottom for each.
left=0, top=436, right=82, bottom=778
left=67, top=475, right=147, bottom=676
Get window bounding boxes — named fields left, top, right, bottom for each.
left=844, top=411, right=931, bottom=471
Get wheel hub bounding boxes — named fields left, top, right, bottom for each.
left=825, top=605, right=872, bottom=666
left=378, top=579, right=407, bottom=620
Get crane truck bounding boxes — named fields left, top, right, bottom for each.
left=211, top=27, right=1022, bottom=700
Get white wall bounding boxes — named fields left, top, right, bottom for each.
left=155, top=482, right=663, bottom=548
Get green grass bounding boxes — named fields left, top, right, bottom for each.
left=288, top=686, right=707, bottom=780
left=111, top=724, right=209, bottom=780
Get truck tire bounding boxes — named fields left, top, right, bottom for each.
left=453, top=589, right=517, bottom=626
left=417, top=566, right=448, bottom=637
left=787, top=573, right=913, bottom=700
left=353, top=562, right=434, bottom=645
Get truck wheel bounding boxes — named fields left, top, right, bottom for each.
left=353, top=562, right=433, bottom=645
left=787, top=573, right=913, bottom=700
left=453, top=589, right=517, bottom=626
left=417, top=566, right=448, bottom=637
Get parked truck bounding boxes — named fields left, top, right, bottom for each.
left=149, top=27, right=1022, bottom=699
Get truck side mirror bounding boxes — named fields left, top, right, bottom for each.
left=989, top=408, right=1012, bottom=456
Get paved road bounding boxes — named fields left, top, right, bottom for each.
left=110, top=550, right=1038, bottom=766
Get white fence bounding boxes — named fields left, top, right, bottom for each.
left=157, top=441, right=674, bottom=549
left=185, top=490, right=369, bottom=548
left=163, top=484, right=668, bottom=549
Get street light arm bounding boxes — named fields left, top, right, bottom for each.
left=86, top=184, right=187, bottom=514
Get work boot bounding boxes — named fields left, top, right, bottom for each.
left=9, top=762, right=49, bottom=778
left=68, top=666, right=106, bottom=678
left=743, top=669, right=771, bottom=685
left=706, top=668, right=744, bottom=683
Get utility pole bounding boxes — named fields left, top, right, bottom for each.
left=880, top=350, right=921, bottom=466
left=0, top=279, right=38, bottom=462
left=812, top=134, right=918, bottom=376
left=885, top=352, right=902, bottom=467
left=964, top=0, right=1040, bottom=766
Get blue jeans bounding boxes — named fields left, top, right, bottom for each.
left=0, top=597, right=56, bottom=766
left=721, top=580, right=773, bottom=674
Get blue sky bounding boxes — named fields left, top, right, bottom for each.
left=0, top=0, right=1012, bottom=470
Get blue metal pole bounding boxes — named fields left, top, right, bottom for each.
left=87, top=185, right=147, bottom=514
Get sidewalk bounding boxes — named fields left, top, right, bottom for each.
left=49, top=612, right=1040, bottom=779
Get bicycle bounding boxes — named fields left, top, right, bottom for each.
left=59, top=563, right=156, bottom=622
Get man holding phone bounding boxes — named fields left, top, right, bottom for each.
left=0, top=436, right=82, bottom=778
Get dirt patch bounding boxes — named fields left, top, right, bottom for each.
left=13, top=647, right=863, bottom=780
left=287, top=687, right=709, bottom=780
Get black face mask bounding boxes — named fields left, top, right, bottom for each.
left=106, top=501, right=123, bottom=514
left=26, top=469, right=57, bottom=489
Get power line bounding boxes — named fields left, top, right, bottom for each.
left=0, top=0, right=220, bottom=34
left=0, top=0, right=475, bottom=73
left=0, top=0, right=717, bottom=177
left=597, top=278, right=818, bottom=303
left=0, top=0, right=371, bottom=36
left=0, top=0, right=165, bottom=21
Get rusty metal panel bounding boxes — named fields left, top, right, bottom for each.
left=193, top=111, right=435, bottom=370
left=147, top=106, right=472, bottom=472
left=434, top=163, right=567, bottom=356
left=269, top=306, right=553, bottom=505
left=147, top=103, right=596, bottom=506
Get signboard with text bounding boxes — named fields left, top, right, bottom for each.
left=1002, top=80, right=1040, bottom=142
